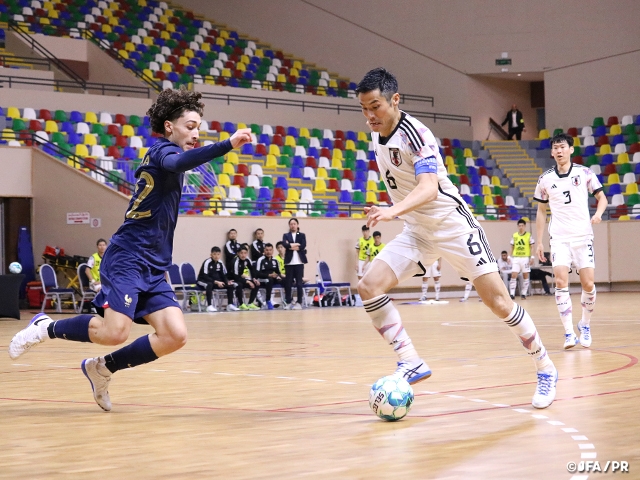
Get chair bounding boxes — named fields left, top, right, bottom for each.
left=76, top=263, right=97, bottom=312
left=316, top=261, right=352, bottom=306
left=39, top=263, right=77, bottom=313
left=178, top=262, right=206, bottom=312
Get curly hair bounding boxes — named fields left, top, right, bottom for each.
left=147, top=87, right=205, bottom=135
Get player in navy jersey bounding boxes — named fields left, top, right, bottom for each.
left=8, top=88, right=251, bottom=411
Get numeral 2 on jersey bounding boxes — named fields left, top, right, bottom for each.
left=385, top=169, right=398, bottom=190
left=126, top=171, right=154, bottom=219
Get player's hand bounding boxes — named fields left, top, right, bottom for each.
left=215, top=281, right=224, bottom=287
left=365, top=205, right=395, bottom=228
left=590, top=213, right=602, bottom=224
left=536, top=244, right=546, bottom=263
left=229, top=128, right=252, bottom=149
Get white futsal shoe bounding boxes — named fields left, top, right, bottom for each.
left=81, top=357, right=112, bottom=412
left=532, top=367, right=558, bottom=409
left=576, top=322, right=592, bottom=348
left=563, top=333, right=579, bottom=350
left=8, top=313, right=52, bottom=359
left=419, top=294, right=428, bottom=302
left=392, top=359, right=432, bottom=385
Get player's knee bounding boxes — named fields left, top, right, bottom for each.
left=486, top=292, right=512, bottom=318
left=357, top=276, right=377, bottom=300
left=106, top=325, right=130, bottom=345
left=168, top=327, right=188, bottom=350
left=582, top=280, right=595, bottom=292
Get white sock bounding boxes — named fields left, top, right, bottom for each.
left=522, top=279, right=530, bottom=297
left=363, top=295, right=419, bottom=362
left=434, top=281, right=441, bottom=300
left=509, top=278, right=517, bottom=296
left=502, top=303, right=554, bottom=373
left=463, top=283, right=472, bottom=300
left=421, top=282, right=428, bottom=297
left=555, top=287, right=574, bottom=334
left=580, top=287, right=596, bottom=326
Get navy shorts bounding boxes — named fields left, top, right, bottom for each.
left=93, top=244, right=180, bottom=324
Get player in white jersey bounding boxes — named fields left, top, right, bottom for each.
left=355, top=68, right=557, bottom=409
left=534, top=133, right=608, bottom=350
left=419, top=258, right=441, bottom=302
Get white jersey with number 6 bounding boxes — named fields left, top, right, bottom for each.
left=533, top=163, right=603, bottom=245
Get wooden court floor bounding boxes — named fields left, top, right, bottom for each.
left=1, top=292, right=639, bottom=479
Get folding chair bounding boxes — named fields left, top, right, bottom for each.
left=76, top=263, right=96, bottom=312
left=168, top=264, right=201, bottom=312
left=39, top=263, right=77, bottom=313
left=316, top=261, right=352, bottom=306
left=179, top=262, right=206, bottom=312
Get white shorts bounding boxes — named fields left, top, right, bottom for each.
left=357, top=259, right=368, bottom=276
left=423, top=263, right=441, bottom=278
left=373, top=208, right=498, bottom=284
left=511, top=257, right=531, bottom=274
left=551, top=239, right=595, bottom=270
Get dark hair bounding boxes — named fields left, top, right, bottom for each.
left=275, top=241, right=284, bottom=248
left=373, top=231, right=381, bottom=237
left=361, top=225, right=369, bottom=231
left=550, top=133, right=574, bottom=148
left=501, top=250, right=508, bottom=255
left=517, top=219, right=526, bottom=225
left=239, top=246, right=248, bottom=252
left=211, top=246, right=221, bottom=253
left=355, top=67, right=398, bottom=101
left=264, top=243, right=273, bottom=248
left=147, top=87, right=205, bottom=135
left=289, top=217, right=300, bottom=231
left=255, top=228, right=264, bottom=234
left=241, top=243, right=250, bottom=249
left=96, top=238, right=107, bottom=246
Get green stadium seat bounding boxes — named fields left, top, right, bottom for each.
left=54, top=110, right=67, bottom=122
left=261, top=176, right=274, bottom=188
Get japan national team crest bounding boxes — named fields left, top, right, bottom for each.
left=389, top=148, right=402, bottom=166
left=571, top=175, right=581, bottom=186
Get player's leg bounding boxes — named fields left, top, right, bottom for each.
left=283, top=265, right=293, bottom=307
left=460, top=281, right=472, bottom=302
left=224, top=284, right=238, bottom=311
left=420, top=276, right=430, bottom=302
left=198, top=280, right=216, bottom=312
left=264, top=278, right=274, bottom=310
left=509, top=261, right=520, bottom=299
left=577, top=267, right=595, bottom=347
left=522, top=272, right=530, bottom=299
left=433, top=275, right=441, bottom=301
left=551, top=243, right=577, bottom=348
left=247, top=282, right=260, bottom=310
left=294, top=265, right=304, bottom=308
left=235, top=279, right=248, bottom=310
left=358, top=233, right=432, bottom=384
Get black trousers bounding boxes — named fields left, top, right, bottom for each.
left=507, top=126, right=523, bottom=140
left=285, top=264, right=304, bottom=304
left=198, top=280, right=234, bottom=306
left=235, top=278, right=259, bottom=304
left=260, top=277, right=284, bottom=301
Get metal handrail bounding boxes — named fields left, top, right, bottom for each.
left=0, top=53, right=53, bottom=70
left=0, top=74, right=154, bottom=97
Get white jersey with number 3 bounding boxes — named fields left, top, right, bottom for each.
left=533, top=163, right=603, bottom=244
left=372, top=112, right=463, bottom=228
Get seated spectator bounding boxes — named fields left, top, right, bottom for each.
left=231, top=246, right=260, bottom=310
left=197, top=246, right=237, bottom=312
left=255, top=243, right=285, bottom=310
left=530, top=268, right=553, bottom=295
left=85, top=238, right=107, bottom=292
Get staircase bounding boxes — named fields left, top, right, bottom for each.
left=482, top=141, right=542, bottom=200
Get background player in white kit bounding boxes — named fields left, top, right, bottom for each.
left=498, top=250, right=513, bottom=288
left=535, top=133, right=608, bottom=349
left=355, top=68, right=557, bottom=408
left=419, top=258, right=441, bottom=302
left=509, top=219, right=535, bottom=300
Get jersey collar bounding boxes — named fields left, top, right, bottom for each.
left=554, top=162, right=573, bottom=178
left=379, top=111, right=406, bottom=146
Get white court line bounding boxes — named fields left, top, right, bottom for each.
left=581, top=452, right=597, bottom=459
left=337, top=381, right=357, bottom=385
left=562, top=428, right=578, bottom=433
left=213, top=372, right=234, bottom=376
left=446, top=394, right=465, bottom=399
left=578, top=444, right=595, bottom=450
left=571, top=435, right=588, bottom=441
left=12, top=364, right=31, bottom=366
left=276, top=376, right=294, bottom=379
left=531, top=414, right=548, bottom=419
left=513, top=408, right=530, bottom=413
left=307, top=379, right=326, bottom=382
left=149, top=369, right=166, bottom=372
left=547, top=420, right=565, bottom=426
left=492, top=403, right=510, bottom=407
left=181, top=370, right=201, bottom=374
left=469, top=399, right=488, bottom=403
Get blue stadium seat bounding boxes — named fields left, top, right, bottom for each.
left=286, top=126, right=298, bottom=137
left=611, top=134, right=624, bottom=146
left=537, top=139, right=551, bottom=150
left=346, top=131, right=357, bottom=141
left=462, top=194, right=473, bottom=205
left=258, top=134, right=271, bottom=145
left=322, top=138, right=333, bottom=149
left=355, top=170, right=367, bottom=182
left=354, top=179, right=366, bottom=191
left=223, top=122, right=235, bottom=133
left=471, top=185, right=482, bottom=195
left=600, top=154, right=613, bottom=165
left=467, top=166, right=477, bottom=176
left=123, top=147, right=137, bottom=159
left=607, top=184, right=621, bottom=195
left=275, top=177, right=288, bottom=189
left=292, top=156, right=304, bottom=168
left=290, top=167, right=303, bottom=179
left=307, top=147, right=319, bottom=158
left=258, top=187, right=272, bottom=201
left=355, top=160, right=367, bottom=171
left=339, top=190, right=352, bottom=203
left=593, top=125, right=607, bottom=137
left=66, top=132, right=82, bottom=144
left=452, top=139, right=462, bottom=148
left=241, top=143, right=254, bottom=155
left=475, top=158, right=485, bottom=167
left=584, top=145, right=596, bottom=156
left=61, top=122, right=75, bottom=134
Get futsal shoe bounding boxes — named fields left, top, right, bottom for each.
left=81, top=357, right=112, bottom=412
left=563, top=333, right=579, bottom=350
left=532, top=367, right=558, bottom=409
left=239, top=304, right=249, bottom=311
left=206, top=305, right=217, bottom=313
left=392, top=359, right=432, bottom=385
left=419, top=294, right=428, bottom=302
left=292, top=302, right=302, bottom=310
left=459, top=297, right=467, bottom=302
left=576, top=322, right=592, bottom=348
left=266, top=301, right=274, bottom=310
left=226, top=304, right=239, bottom=312
left=8, top=313, right=52, bottom=359
left=521, top=295, right=526, bottom=300
left=247, top=303, right=260, bottom=310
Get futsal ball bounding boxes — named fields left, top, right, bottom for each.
left=369, top=375, right=414, bottom=421
left=9, top=262, right=22, bottom=274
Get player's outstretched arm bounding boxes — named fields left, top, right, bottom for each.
left=365, top=173, right=438, bottom=227
left=591, top=190, right=608, bottom=224
left=535, top=202, right=548, bottom=263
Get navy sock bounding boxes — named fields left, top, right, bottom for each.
left=104, top=335, right=158, bottom=373
left=47, top=315, right=93, bottom=342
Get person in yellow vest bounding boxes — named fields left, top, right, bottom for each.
left=367, top=231, right=385, bottom=261
left=355, top=225, right=375, bottom=280
left=275, top=241, right=286, bottom=277
left=509, top=219, right=535, bottom=300
left=85, top=238, right=108, bottom=292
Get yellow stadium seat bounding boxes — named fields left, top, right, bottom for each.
left=313, top=178, right=327, bottom=193
left=7, top=107, right=21, bottom=119
left=491, top=176, right=501, bottom=186
left=221, top=68, right=232, bottom=78
left=618, top=215, right=631, bottom=221
left=463, top=148, right=473, bottom=157
left=625, top=183, right=638, bottom=195
left=45, top=120, right=58, bottom=133
left=219, top=131, right=230, bottom=141
left=202, top=210, right=214, bottom=216
left=284, top=135, right=296, bottom=147
left=143, top=36, right=154, bottom=46
left=225, top=151, right=239, bottom=164
left=103, top=9, right=112, bottom=17
left=573, top=136, right=581, bottom=146
left=212, top=186, right=226, bottom=199
left=44, top=1, right=54, bottom=9
left=83, top=134, right=97, bottom=146
left=254, top=48, right=263, bottom=58
left=610, top=124, right=622, bottom=135
left=216, top=37, right=226, bottom=47
left=357, top=131, right=369, bottom=142
left=121, top=125, right=134, bottom=137
left=184, top=49, right=194, bottom=58
left=317, top=167, right=328, bottom=178
left=482, top=185, right=492, bottom=195
left=39, top=18, right=50, bottom=25
left=143, top=68, right=154, bottom=79
left=345, top=140, right=356, bottom=151
left=268, top=145, right=281, bottom=156
left=329, top=79, right=338, bottom=88
left=2, top=128, right=16, bottom=139
left=222, top=163, right=235, bottom=175
left=447, top=164, right=457, bottom=175
left=445, top=155, right=455, bottom=167
left=617, top=153, right=629, bottom=164
left=138, top=147, right=149, bottom=159
left=331, top=158, right=343, bottom=169
left=236, top=62, right=246, bottom=72
left=160, top=31, right=170, bottom=40
left=292, top=60, right=302, bottom=70
left=538, top=129, right=550, bottom=140
left=280, top=211, right=292, bottom=217
left=165, top=9, right=174, bottom=16
left=366, top=180, right=378, bottom=192
left=75, top=144, right=89, bottom=157
left=137, top=0, right=147, bottom=6
left=101, top=24, right=111, bottom=33
left=217, top=173, right=231, bottom=187
left=332, top=149, right=343, bottom=161
left=605, top=173, right=620, bottom=185
left=108, top=16, right=118, bottom=26
left=352, top=213, right=363, bottom=219
left=276, top=74, right=286, bottom=83
left=125, top=42, right=135, bottom=52
left=317, top=87, right=326, bottom=96
left=219, top=30, right=230, bottom=39
left=286, top=189, right=300, bottom=202
left=599, top=144, right=611, bottom=155
left=201, top=43, right=210, bottom=52
left=366, top=191, right=378, bottom=203
left=161, top=62, right=172, bottom=72
left=265, top=155, right=278, bottom=168
left=299, top=127, right=310, bottom=138
left=289, top=68, right=299, bottom=77
left=483, top=195, right=494, bottom=206
left=166, top=24, right=175, bottom=33
left=179, top=57, right=189, bottom=66
left=237, top=122, right=247, bottom=129
left=85, top=111, right=98, bottom=123
left=240, top=55, right=250, bottom=64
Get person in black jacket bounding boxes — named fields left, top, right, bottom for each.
left=197, top=246, right=237, bottom=312
left=282, top=217, right=307, bottom=309
left=530, top=268, right=553, bottom=295
left=255, top=243, right=284, bottom=310
left=251, top=228, right=265, bottom=262
left=224, top=229, right=240, bottom=273
left=501, top=104, right=526, bottom=140
left=230, top=246, right=260, bottom=310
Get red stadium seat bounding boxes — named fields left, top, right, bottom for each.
left=271, top=134, right=283, bottom=146
left=108, top=125, right=121, bottom=137
left=114, top=114, right=127, bottom=125
left=603, top=164, right=616, bottom=175
left=275, top=126, right=286, bottom=136
left=208, top=121, right=222, bottom=132
left=320, top=147, right=331, bottom=158
left=272, top=188, right=285, bottom=201
left=441, top=138, right=452, bottom=147
left=596, top=135, right=609, bottom=146
left=327, top=179, right=339, bottom=191
left=342, top=169, right=354, bottom=180
left=334, top=130, right=345, bottom=140
left=39, top=109, right=52, bottom=121
left=305, top=157, right=317, bottom=168
left=567, top=127, right=578, bottom=137
left=368, top=160, right=379, bottom=172
left=254, top=144, right=267, bottom=156
left=333, top=139, right=344, bottom=150
left=573, top=155, right=583, bottom=165
left=233, top=175, right=246, bottom=188
left=629, top=144, right=640, bottom=154
left=236, top=164, right=249, bottom=176
left=606, top=116, right=619, bottom=127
